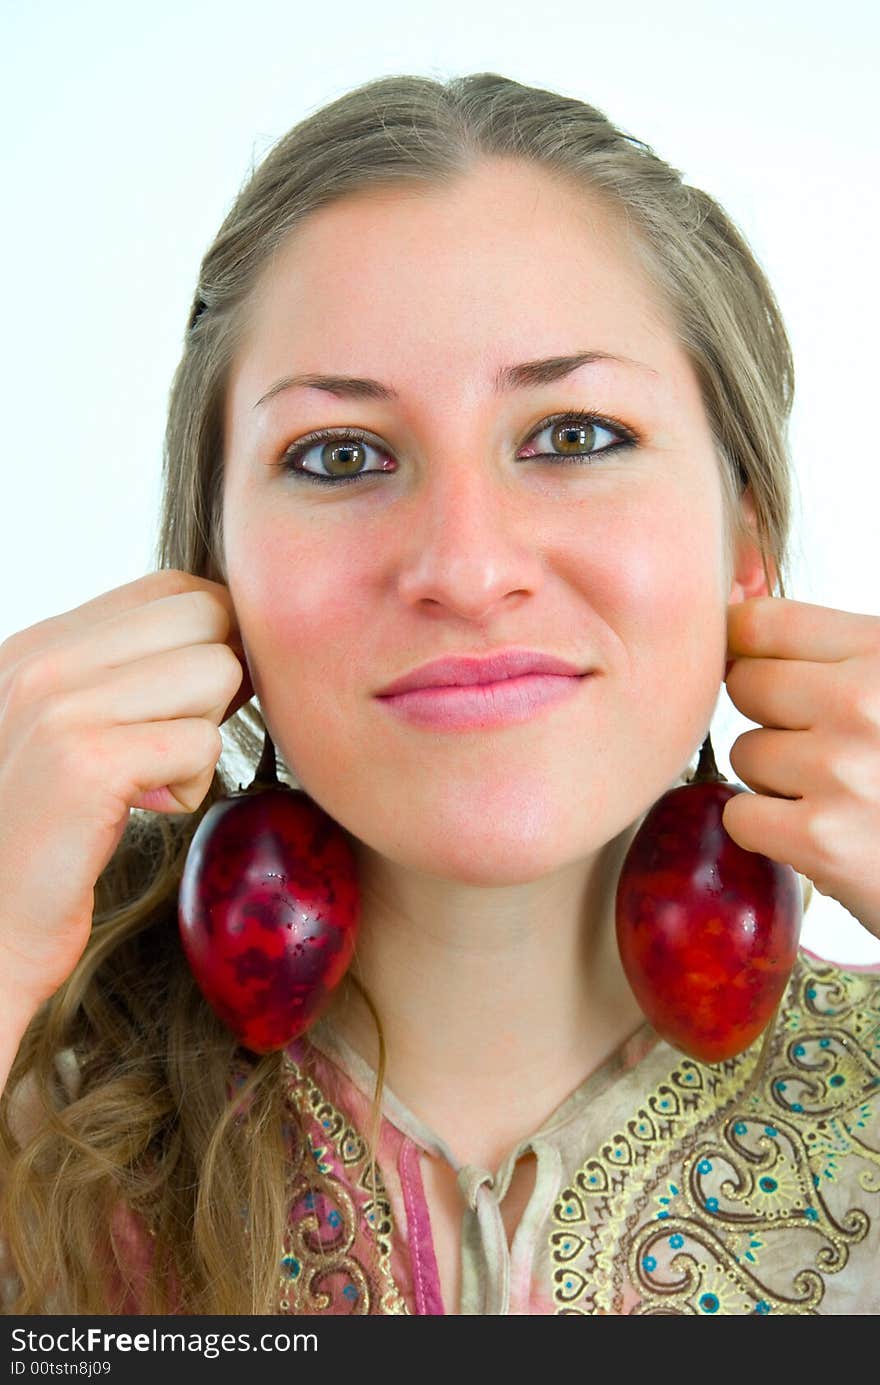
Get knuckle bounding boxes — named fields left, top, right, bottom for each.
left=0, top=629, right=28, bottom=670
left=852, top=679, right=880, bottom=735
left=825, top=745, right=880, bottom=804
left=823, top=749, right=847, bottom=793
left=196, top=720, right=224, bottom=764
left=732, top=598, right=764, bottom=652
left=3, top=651, right=66, bottom=716
left=724, top=660, right=746, bottom=700
left=210, top=642, right=244, bottom=690
left=183, top=587, right=230, bottom=634
left=51, top=720, right=107, bottom=788
left=728, top=728, right=758, bottom=775
left=148, top=567, right=195, bottom=596
left=32, top=688, right=82, bottom=740
left=801, top=805, right=838, bottom=876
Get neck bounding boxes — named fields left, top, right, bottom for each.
left=322, top=815, right=649, bottom=1169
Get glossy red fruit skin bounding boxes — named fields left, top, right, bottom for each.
left=178, top=787, right=360, bottom=1055
left=615, top=780, right=803, bottom=1064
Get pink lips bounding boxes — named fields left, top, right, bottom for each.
left=375, top=650, right=591, bottom=730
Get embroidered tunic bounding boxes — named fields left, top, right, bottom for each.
left=272, top=948, right=880, bottom=1315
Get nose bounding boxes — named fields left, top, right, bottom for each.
left=395, top=459, right=544, bottom=621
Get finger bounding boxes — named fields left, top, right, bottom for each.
left=5, top=570, right=240, bottom=661
left=101, top=718, right=224, bottom=814
left=728, top=725, right=841, bottom=801
left=83, top=589, right=235, bottom=676
left=221, top=658, right=255, bottom=723
left=36, top=643, right=245, bottom=732
left=721, top=789, right=816, bottom=879
left=727, top=596, right=880, bottom=663
left=3, top=590, right=241, bottom=711
left=725, top=656, right=837, bottom=731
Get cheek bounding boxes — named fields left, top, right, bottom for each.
left=225, top=515, right=376, bottom=756
left=573, top=481, right=728, bottom=641
left=562, top=485, right=728, bottom=740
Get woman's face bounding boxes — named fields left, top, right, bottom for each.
left=223, top=158, right=760, bottom=885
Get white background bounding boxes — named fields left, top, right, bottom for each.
left=2, top=0, right=878, bottom=962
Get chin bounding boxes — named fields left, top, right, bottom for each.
left=365, top=818, right=602, bottom=888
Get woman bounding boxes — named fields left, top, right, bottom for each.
left=1, top=71, right=878, bottom=1316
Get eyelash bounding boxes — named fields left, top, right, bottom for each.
left=276, top=410, right=641, bottom=486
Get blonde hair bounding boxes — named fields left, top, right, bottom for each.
left=1, top=70, right=795, bottom=1314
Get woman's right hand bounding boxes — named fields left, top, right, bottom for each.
left=0, top=569, right=254, bottom=1016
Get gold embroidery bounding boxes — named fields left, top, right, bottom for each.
left=277, top=1055, right=408, bottom=1315
left=551, top=955, right=880, bottom=1315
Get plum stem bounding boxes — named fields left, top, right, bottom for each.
left=691, top=731, right=728, bottom=785
left=238, top=728, right=282, bottom=794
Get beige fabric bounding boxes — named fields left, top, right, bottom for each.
left=303, top=949, right=880, bottom=1315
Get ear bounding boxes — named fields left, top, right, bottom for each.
left=728, top=486, right=775, bottom=603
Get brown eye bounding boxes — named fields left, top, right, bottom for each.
left=519, top=412, right=633, bottom=463
left=551, top=419, right=598, bottom=454
left=279, top=410, right=638, bottom=488
left=320, top=439, right=368, bottom=477
left=279, top=429, right=395, bottom=484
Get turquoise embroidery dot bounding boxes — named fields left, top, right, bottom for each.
left=807, top=988, right=816, bottom=999
left=669, top=1234, right=684, bottom=1249
left=791, top=1102, right=804, bottom=1112
left=764, top=1126, right=778, bottom=1137
left=700, top=1293, right=719, bottom=1313
left=670, top=1184, right=680, bottom=1196
left=755, top=1300, right=771, bottom=1314
left=281, top=1255, right=301, bottom=1279
left=759, top=1176, right=777, bottom=1193
left=564, top=1278, right=575, bottom=1292
left=734, top=1122, right=747, bottom=1135
left=343, top=1285, right=358, bottom=1301
left=698, top=1159, right=712, bottom=1175
left=794, top=1044, right=805, bottom=1057
left=829, top=1074, right=845, bottom=1087
left=657, top=1211, right=669, bottom=1220
left=776, top=1081, right=787, bottom=1091
left=705, top=1197, right=719, bottom=1212
left=304, top=1193, right=316, bottom=1210
left=813, top=1174, right=820, bottom=1187
left=805, top=1208, right=819, bottom=1221
left=820, top=1038, right=830, bottom=1048
left=643, top=1256, right=657, bottom=1272
left=328, top=1210, right=342, bottom=1228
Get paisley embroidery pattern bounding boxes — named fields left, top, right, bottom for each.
left=276, top=1054, right=408, bottom=1315
left=550, top=955, right=880, bottom=1315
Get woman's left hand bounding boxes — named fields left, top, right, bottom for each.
left=723, top=596, right=880, bottom=940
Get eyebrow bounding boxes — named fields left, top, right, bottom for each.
left=252, top=350, right=658, bottom=409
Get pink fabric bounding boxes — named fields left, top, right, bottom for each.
left=281, top=1033, right=439, bottom=1314
left=398, top=1137, right=444, bottom=1315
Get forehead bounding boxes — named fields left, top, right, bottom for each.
left=229, top=159, right=687, bottom=415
